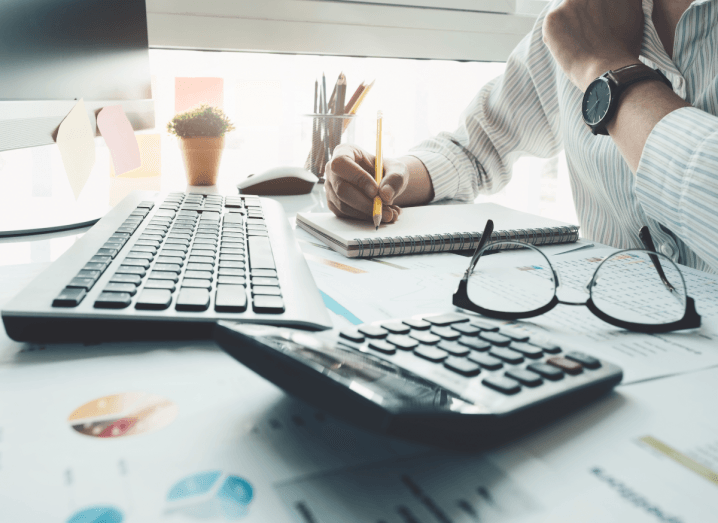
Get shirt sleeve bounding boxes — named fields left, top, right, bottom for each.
left=408, top=5, right=563, bottom=202
left=635, top=106, right=718, bottom=270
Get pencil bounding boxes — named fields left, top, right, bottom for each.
left=332, top=73, right=347, bottom=155
left=373, top=110, right=383, bottom=230
left=343, top=79, right=375, bottom=133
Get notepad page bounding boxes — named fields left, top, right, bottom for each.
left=297, top=203, right=574, bottom=246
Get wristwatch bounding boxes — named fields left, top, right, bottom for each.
left=582, top=63, right=673, bottom=136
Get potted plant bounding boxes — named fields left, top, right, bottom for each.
left=167, top=104, right=235, bottom=186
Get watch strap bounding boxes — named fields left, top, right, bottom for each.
left=606, top=63, right=673, bottom=94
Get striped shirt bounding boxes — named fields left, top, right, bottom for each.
left=409, top=0, right=718, bottom=274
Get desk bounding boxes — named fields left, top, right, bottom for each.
left=1, top=186, right=717, bottom=522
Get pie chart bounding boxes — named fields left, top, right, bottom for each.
left=68, top=392, right=178, bottom=438
left=166, top=471, right=254, bottom=520
left=67, top=506, right=123, bottom=523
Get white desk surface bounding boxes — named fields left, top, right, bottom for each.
left=1, top=186, right=717, bottom=522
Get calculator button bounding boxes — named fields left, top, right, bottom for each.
left=386, top=335, right=419, bottom=351
left=135, top=289, right=173, bottom=310
left=565, top=351, right=601, bottom=369
left=547, top=356, right=583, bottom=375
left=488, top=348, right=524, bottom=365
left=479, top=332, right=512, bottom=346
left=509, top=341, right=543, bottom=359
left=53, top=288, right=86, bottom=307
left=527, top=363, right=564, bottom=381
left=339, top=330, right=365, bottom=343
left=529, top=340, right=562, bottom=354
left=468, top=353, right=503, bottom=370
left=382, top=323, right=411, bottom=335
left=368, top=340, right=396, bottom=355
left=422, top=313, right=469, bottom=326
left=498, top=327, right=530, bottom=342
left=431, top=327, right=461, bottom=340
left=482, top=376, right=520, bottom=395
left=409, top=331, right=441, bottom=345
left=470, top=319, right=500, bottom=331
left=458, top=336, right=491, bottom=352
left=451, top=323, right=481, bottom=336
left=437, top=341, right=470, bottom=357
left=414, top=345, right=449, bottom=363
left=505, top=369, right=542, bottom=387
left=358, top=325, right=388, bottom=338
left=444, top=357, right=481, bottom=377
left=402, top=318, right=431, bottom=330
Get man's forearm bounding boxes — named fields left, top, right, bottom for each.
left=606, top=80, right=690, bottom=172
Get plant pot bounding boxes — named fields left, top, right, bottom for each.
left=179, top=135, right=225, bottom=186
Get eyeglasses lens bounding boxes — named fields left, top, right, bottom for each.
left=590, top=250, right=687, bottom=325
left=467, top=242, right=556, bottom=313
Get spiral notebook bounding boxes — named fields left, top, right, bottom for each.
left=296, top=202, right=579, bottom=258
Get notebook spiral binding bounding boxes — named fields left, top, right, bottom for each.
left=352, top=225, right=579, bottom=258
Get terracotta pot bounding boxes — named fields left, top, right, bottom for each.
left=179, top=135, right=225, bottom=186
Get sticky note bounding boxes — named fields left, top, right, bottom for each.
left=56, top=99, right=96, bottom=199
left=97, top=105, right=141, bottom=176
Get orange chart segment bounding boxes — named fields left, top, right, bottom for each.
left=304, top=253, right=367, bottom=274
left=68, top=392, right=178, bottom=438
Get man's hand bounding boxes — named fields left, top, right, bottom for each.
left=325, top=144, right=406, bottom=223
left=542, top=0, right=644, bottom=92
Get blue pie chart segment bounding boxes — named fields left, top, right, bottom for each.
left=67, top=506, right=123, bottom=523
left=167, top=471, right=254, bottom=520
left=167, top=470, right=222, bottom=501
left=217, top=476, right=254, bottom=519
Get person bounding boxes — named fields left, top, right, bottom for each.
left=324, top=0, right=718, bottom=274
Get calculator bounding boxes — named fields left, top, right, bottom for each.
left=215, top=312, right=623, bottom=447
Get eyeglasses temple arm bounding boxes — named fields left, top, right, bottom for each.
left=639, top=226, right=676, bottom=292
left=464, top=219, right=494, bottom=279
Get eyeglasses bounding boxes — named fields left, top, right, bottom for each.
left=452, top=220, right=701, bottom=333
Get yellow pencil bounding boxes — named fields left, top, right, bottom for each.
left=373, top=110, right=383, bottom=230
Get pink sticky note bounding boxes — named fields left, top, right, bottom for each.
left=97, top=105, right=141, bottom=176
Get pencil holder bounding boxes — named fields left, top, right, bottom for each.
left=303, top=113, right=356, bottom=180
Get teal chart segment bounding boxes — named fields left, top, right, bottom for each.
left=319, top=290, right=362, bottom=325
left=67, top=507, right=123, bottom=523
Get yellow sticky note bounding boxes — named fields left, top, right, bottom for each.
left=56, top=99, right=96, bottom=199
left=97, top=105, right=141, bottom=176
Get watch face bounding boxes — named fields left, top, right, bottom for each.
left=583, top=79, right=611, bottom=126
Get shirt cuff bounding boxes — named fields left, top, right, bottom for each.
left=635, top=106, right=718, bottom=232
left=408, top=145, right=478, bottom=203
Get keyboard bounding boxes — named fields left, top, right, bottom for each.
left=2, top=191, right=332, bottom=342
left=215, top=312, right=623, bottom=447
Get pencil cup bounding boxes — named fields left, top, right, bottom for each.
left=303, top=113, right=356, bottom=180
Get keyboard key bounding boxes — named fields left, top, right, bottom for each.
left=149, top=271, right=179, bottom=282
left=221, top=248, right=245, bottom=255
left=247, top=231, right=269, bottom=237
left=382, top=322, right=411, bottom=335
left=221, top=254, right=245, bottom=262
left=251, top=268, right=277, bottom=278
left=126, top=251, right=154, bottom=261
left=220, top=261, right=245, bottom=269
left=144, top=279, right=176, bottom=291
left=218, top=268, right=245, bottom=277
left=104, top=283, right=137, bottom=295
left=156, top=256, right=185, bottom=265
left=248, top=236, right=275, bottom=269
left=90, top=255, right=112, bottom=264
left=358, top=325, right=388, bottom=338
left=120, top=259, right=150, bottom=269
left=488, top=347, right=524, bottom=364
left=253, top=295, right=285, bottom=313
left=116, top=265, right=146, bottom=277
left=468, top=352, right=503, bottom=370
left=140, top=234, right=164, bottom=242
left=339, top=329, right=365, bottom=343
left=414, top=345, right=449, bottom=362
left=458, top=336, right=491, bottom=351
left=131, top=245, right=157, bottom=254
left=431, top=327, right=461, bottom=340
left=387, top=335, right=419, bottom=350
left=94, top=292, right=132, bottom=309
left=409, top=331, right=440, bottom=345
left=135, top=289, right=173, bottom=310
left=194, top=239, right=218, bottom=246
left=134, top=240, right=161, bottom=248
left=252, top=286, right=281, bottom=296
left=76, top=269, right=101, bottom=280
left=505, top=369, right=542, bottom=387
left=444, top=357, right=481, bottom=377
left=565, top=351, right=601, bottom=369
left=509, top=341, right=543, bottom=359
left=423, top=313, right=470, bottom=326
left=191, top=247, right=217, bottom=255
left=109, top=273, right=142, bottom=285
left=402, top=318, right=431, bottom=330
left=175, top=288, right=210, bottom=311
left=437, top=341, right=470, bottom=357
left=252, top=277, right=279, bottom=286
left=103, top=241, right=124, bottom=251
left=189, top=256, right=215, bottom=264
left=547, top=356, right=583, bottom=375
left=368, top=340, right=396, bottom=355
left=67, top=277, right=97, bottom=290
left=217, top=275, right=246, bottom=285
left=451, top=323, right=481, bottom=336
left=184, top=270, right=213, bottom=281
left=470, top=319, right=500, bottom=331
left=479, top=331, right=512, bottom=346
left=482, top=376, right=520, bottom=395
left=527, top=363, right=564, bottom=381
left=153, top=263, right=182, bottom=274
left=186, top=263, right=214, bottom=272
left=182, top=279, right=213, bottom=289
left=53, top=287, right=86, bottom=307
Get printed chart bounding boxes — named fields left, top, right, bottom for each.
left=166, top=471, right=254, bottom=520
left=66, top=506, right=123, bottom=523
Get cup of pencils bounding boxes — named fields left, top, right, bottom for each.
left=304, top=73, right=374, bottom=180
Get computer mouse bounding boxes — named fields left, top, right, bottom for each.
left=237, top=166, right=318, bottom=196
